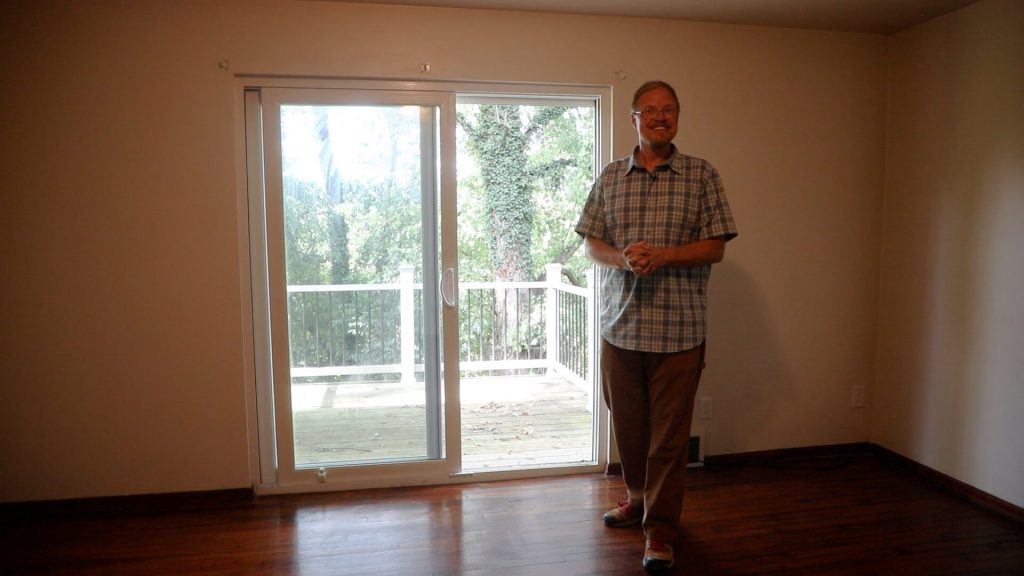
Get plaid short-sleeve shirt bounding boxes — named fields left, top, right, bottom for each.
left=575, top=146, right=738, bottom=353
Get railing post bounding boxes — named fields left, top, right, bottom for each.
left=545, top=263, right=562, bottom=375
left=585, top=267, right=596, bottom=411
left=400, top=264, right=415, bottom=384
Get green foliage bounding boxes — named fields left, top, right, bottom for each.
left=459, top=105, right=535, bottom=281
left=281, top=105, right=423, bottom=368
left=527, top=106, right=595, bottom=284
left=455, top=101, right=595, bottom=355
left=457, top=103, right=594, bottom=284
left=281, top=99, right=597, bottom=367
left=282, top=177, right=332, bottom=285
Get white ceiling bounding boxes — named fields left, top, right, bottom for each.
left=336, top=0, right=979, bottom=34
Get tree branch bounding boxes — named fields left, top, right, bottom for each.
left=525, top=107, right=566, bottom=138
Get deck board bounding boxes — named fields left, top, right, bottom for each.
left=292, top=373, right=596, bottom=470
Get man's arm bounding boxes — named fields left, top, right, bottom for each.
left=585, top=236, right=727, bottom=276
left=641, top=238, right=726, bottom=269
left=583, top=236, right=629, bottom=270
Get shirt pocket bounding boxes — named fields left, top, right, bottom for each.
left=649, top=184, right=702, bottom=245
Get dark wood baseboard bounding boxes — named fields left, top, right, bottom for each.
left=608, top=441, right=1022, bottom=523
left=869, top=443, right=1024, bottom=523
left=605, top=441, right=873, bottom=476
left=5, top=442, right=1021, bottom=525
left=0, top=487, right=254, bottom=521
left=703, top=441, right=875, bottom=466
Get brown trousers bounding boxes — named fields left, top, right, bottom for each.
left=601, top=338, right=705, bottom=543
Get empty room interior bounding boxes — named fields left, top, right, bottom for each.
left=1, top=0, right=1022, bottom=574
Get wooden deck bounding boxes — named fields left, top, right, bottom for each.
left=291, top=373, right=597, bottom=471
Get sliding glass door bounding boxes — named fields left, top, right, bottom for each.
left=244, top=80, right=609, bottom=492
left=251, top=87, right=456, bottom=487
left=455, top=96, right=600, bottom=472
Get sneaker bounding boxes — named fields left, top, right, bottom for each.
left=643, top=538, right=675, bottom=572
left=603, top=500, right=643, bottom=528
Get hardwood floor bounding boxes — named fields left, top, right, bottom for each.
left=4, top=450, right=1023, bottom=575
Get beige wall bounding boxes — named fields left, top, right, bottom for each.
left=0, top=0, right=889, bottom=503
left=876, top=0, right=1024, bottom=508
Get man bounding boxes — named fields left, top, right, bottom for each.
left=575, top=80, right=737, bottom=572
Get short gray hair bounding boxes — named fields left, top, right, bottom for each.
left=631, top=80, right=679, bottom=112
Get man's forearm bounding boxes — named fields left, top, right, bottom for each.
left=584, top=236, right=628, bottom=269
left=585, top=236, right=727, bottom=276
left=659, top=238, right=726, bottom=267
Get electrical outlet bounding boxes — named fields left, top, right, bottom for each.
left=851, top=385, right=865, bottom=408
left=699, top=397, right=713, bottom=419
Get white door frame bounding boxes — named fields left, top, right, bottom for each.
left=236, top=77, right=611, bottom=494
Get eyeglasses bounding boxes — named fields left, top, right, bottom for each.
left=633, top=106, right=678, bottom=120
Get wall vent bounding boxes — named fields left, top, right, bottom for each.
left=687, top=434, right=705, bottom=468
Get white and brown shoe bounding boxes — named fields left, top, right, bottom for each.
left=603, top=500, right=643, bottom=528
left=642, top=538, right=674, bottom=572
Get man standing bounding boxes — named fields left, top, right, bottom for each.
left=575, top=80, right=737, bottom=572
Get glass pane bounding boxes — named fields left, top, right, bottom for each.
left=455, top=101, right=597, bottom=471
left=279, top=104, right=434, bottom=467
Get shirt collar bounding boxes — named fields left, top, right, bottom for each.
left=625, top=144, right=683, bottom=175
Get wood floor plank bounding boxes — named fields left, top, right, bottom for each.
left=3, top=452, right=1023, bottom=575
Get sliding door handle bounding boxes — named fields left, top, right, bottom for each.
left=440, top=267, right=457, bottom=309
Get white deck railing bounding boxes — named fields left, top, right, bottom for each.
left=286, top=264, right=593, bottom=388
